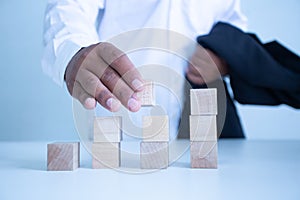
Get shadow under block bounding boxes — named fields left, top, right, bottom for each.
left=92, top=143, right=120, bottom=169
left=190, top=89, right=217, bottom=115
left=94, top=116, right=121, bottom=142
left=190, top=141, right=218, bottom=168
left=140, top=142, right=169, bottom=169
left=137, top=81, right=155, bottom=106
left=190, top=115, right=217, bottom=141
left=47, top=142, right=79, bottom=171
left=142, top=115, right=169, bottom=142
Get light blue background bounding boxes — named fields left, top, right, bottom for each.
left=0, top=0, right=299, bottom=141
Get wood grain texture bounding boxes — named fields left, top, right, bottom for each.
left=92, top=143, right=120, bottom=169
left=190, top=115, right=217, bottom=141
left=47, top=142, right=79, bottom=171
left=142, top=115, right=169, bottom=142
left=137, top=81, right=155, bottom=106
left=190, top=141, right=218, bottom=168
left=190, top=89, right=217, bottom=115
left=140, top=142, right=169, bottom=169
left=94, top=116, right=122, bottom=142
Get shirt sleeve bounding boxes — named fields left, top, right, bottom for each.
left=216, top=0, right=248, bottom=31
left=41, top=0, right=104, bottom=86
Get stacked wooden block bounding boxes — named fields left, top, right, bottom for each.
left=140, top=115, right=169, bottom=169
left=138, top=80, right=169, bottom=169
left=92, top=116, right=122, bottom=169
left=46, top=86, right=219, bottom=170
left=47, top=142, right=79, bottom=171
left=137, top=81, right=155, bottom=106
left=189, top=89, right=218, bottom=168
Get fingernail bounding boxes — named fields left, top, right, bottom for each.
left=132, top=79, right=144, bottom=91
left=84, top=98, right=96, bottom=109
left=127, top=98, right=141, bottom=112
left=106, top=98, right=120, bottom=111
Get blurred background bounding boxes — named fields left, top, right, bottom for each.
left=0, top=0, right=299, bottom=141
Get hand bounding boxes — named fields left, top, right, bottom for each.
left=186, top=45, right=228, bottom=85
left=65, top=42, right=144, bottom=112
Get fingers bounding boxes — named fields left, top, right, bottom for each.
left=100, top=67, right=141, bottom=112
left=75, top=69, right=121, bottom=112
left=186, top=64, right=205, bottom=85
left=188, top=61, right=202, bottom=76
left=94, top=84, right=121, bottom=112
left=72, top=82, right=96, bottom=110
left=75, top=68, right=140, bottom=112
left=96, top=42, right=145, bottom=91
left=67, top=42, right=144, bottom=112
left=187, top=45, right=222, bottom=85
left=187, top=53, right=206, bottom=85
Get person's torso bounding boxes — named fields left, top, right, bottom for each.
left=94, top=0, right=243, bottom=140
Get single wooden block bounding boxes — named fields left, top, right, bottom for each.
left=140, top=142, right=169, bottom=169
left=137, top=81, right=155, bottom=106
left=142, top=115, right=169, bottom=142
left=190, top=89, right=217, bottom=115
left=94, top=116, right=122, bottom=142
left=190, top=115, right=217, bottom=141
left=92, top=143, right=120, bottom=169
left=190, top=141, right=218, bottom=168
left=47, top=142, right=79, bottom=171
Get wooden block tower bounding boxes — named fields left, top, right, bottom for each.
left=140, top=115, right=169, bottom=169
left=47, top=142, right=79, bottom=171
left=189, top=89, right=218, bottom=168
left=137, top=80, right=169, bottom=169
left=92, top=116, right=122, bottom=169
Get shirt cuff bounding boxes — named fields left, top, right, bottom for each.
left=54, top=40, right=82, bottom=87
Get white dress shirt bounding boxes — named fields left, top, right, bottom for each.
left=42, top=0, right=247, bottom=139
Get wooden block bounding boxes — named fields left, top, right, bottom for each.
left=92, top=143, right=120, bottom=169
left=140, top=142, right=169, bottom=169
left=47, top=142, right=79, bottom=171
left=137, top=81, right=155, bottom=106
left=142, top=115, right=169, bottom=142
left=190, top=115, right=217, bottom=141
left=94, top=116, right=121, bottom=142
left=190, top=89, right=217, bottom=115
left=190, top=141, right=218, bottom=168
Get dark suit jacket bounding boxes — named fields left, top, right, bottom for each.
left=181, top=22, right=300, bottom=138
left=197, top=22, right=300, bottom=108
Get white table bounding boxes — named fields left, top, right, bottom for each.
left=0, top=140, right=299, bottom=200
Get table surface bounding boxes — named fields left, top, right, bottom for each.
left=0, top=139, right=299, bottom=200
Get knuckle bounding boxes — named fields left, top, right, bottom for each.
left=111, top=54, right=126, bottom=67
left=101, top=42, right=114, bottom=54
left=101, top=69, right=118, bottom=85
left=79, top=45, right=97, bottom=60
left=97, top=88, right=111, bottom=102
left=110, top=49, right=122, bottom=62
left=100, top=43, right=108, bottom=53
left=98, top=42, right=109, bottom=50
left=84, top=76, right=99, bottom=88
left=101, top=42, right=110, bottom=48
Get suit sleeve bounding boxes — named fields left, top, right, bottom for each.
left=197, top=22, right=300, bottom=108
